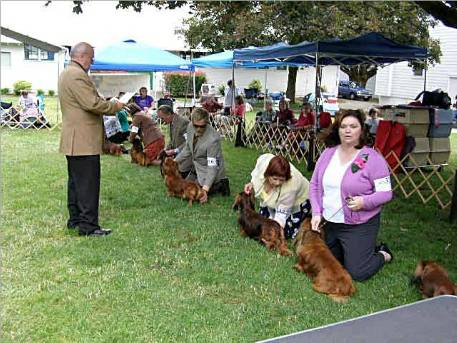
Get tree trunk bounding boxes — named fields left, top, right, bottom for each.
left=286, top=66, right=298, bottom=103
left=341, top=65, right=378, bottom=87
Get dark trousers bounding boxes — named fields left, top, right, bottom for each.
left=324, top=214, right=384, bottom=281
left=66, top=155, right=100, bottom=235
left=108, top=131, right=129, bottom=144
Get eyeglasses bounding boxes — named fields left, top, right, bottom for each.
left=193, top=123, right=207, bottom=129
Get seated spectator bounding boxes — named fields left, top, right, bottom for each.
left=17, top=90, right=39, bottom=128
left=104, top=105, right=130, bottom=145
left=257, top=99, right=277, bottom=123
left=157, top=91, right=175, bottom=109
left=274, top=97, right=295, bottom=127
left=365, top=108, right=380, bottom=136
left=133, top=87, right=154, bottom=112
left=175, top=108, right=230, bottom=202
left=293, top=102, right=315, bottom=130
left=280, top=102, right=314, bottom=150
left=128, top=103, right=164, bottom=166
left=201, top=95, right=223, bottom=114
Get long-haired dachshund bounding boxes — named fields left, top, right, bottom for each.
left=232, top=191, right=291, bottom=256
left=293, top=218, right=356, bottom=303
left=161, top=157, right=205, bottom=207
left=130, top=138, right=153, bottom=167
left=103, top=141, right=122, bottom=156
left=412, top=260, right=456, bottom=298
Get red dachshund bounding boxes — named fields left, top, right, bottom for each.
left=232, top=191, right=291, bottom=256
left=161, top=157, right=205, bottom=206
left=294, top=218, right=356, bottom=303
left=130, top=138, right=153, bottom=167
left=413, top=260, right=456, bottom=298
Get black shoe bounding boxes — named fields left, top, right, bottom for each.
left=376, top=242, right=393, bottom=262
left=79, top=228, right=112, bottom=236
left=220, top=178, right=230, bottom=196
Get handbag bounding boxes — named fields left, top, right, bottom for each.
left=415, top=89, right=451, bottom=109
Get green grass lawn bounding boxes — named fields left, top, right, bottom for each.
left=1, top=126, right=457, bottom=342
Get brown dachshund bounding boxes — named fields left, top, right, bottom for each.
left=413, top=260, right=456, bottom=298
left=232, top=192, right=291, bottom=256
left=130, top=138, right=153, bottom=166
left=161, top=157, right=205, bottom=207
left=293, top=218, right=356, bottom=303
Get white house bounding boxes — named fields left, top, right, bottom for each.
left=375, top=24, right=457, bottom=105
left=1, top=27, right=67, bottom=94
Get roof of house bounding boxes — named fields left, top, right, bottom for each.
left=1, top=26, right=63, bottom=52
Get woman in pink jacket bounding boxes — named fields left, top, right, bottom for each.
left=309, top=109, right=393, bottom=281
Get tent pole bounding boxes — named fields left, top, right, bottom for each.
left=423, top=58, right=427, bottom=92
left=314, top=52, right=319, bottom=131
left=232, top=62, right=235, bottom=113
left=264, top=68, right=268, bottom=110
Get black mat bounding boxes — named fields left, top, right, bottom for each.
left=259, top=295, right=457, bottom=343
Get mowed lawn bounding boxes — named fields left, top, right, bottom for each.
left=1, top=128, right=457, bottom=343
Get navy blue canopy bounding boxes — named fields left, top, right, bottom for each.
left=91, top=39, right=194, bottom=72
left=234, top=32, right=428, bottom=66
left=193, top=46, right=307, bottom=69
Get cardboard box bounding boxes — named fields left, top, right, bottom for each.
left=390, top=107, right=429, bottom=124
left=404, top=124, right=429, bottom=137
left=405, top=138, right=430, bottom=167
left=429, top=137, right=451, bottom=165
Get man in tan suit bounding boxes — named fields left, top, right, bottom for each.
left=175, top=108, right=230, bottom=203
left=157, top=105, right=192, bottom=175
left=59, top=42, right=124, bottom=236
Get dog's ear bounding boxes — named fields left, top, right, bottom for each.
left=232, top=194, right=241, bottom=211
left=249, top=192, right=255, bottom=210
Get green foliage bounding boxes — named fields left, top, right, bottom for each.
left=163, top=72, right=206, bottom=97
left=1, top=129, right=457, bottom=342
left=13, top=80, right=32, bottom=95
left=37, top=89, right=45, bottom=96
left=1, top=87, right=10, bottom=95
left=47, top=89, right=55, bottom=96
left=218, top=84, right=226, bottom=96
left=248, top=79, right=262, bottom=92
left=178, top=1, right=441, bottom=97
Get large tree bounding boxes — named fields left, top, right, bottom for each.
left=179, top=1, right=440, bottom=100
left=54, top=1, right=442, bottom=101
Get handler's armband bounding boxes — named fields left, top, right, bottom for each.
left=207, top=157, right=218, bottom=167
left=374, top=176, right=391, bottom=192
left=131, top=125, right=139, bottom=133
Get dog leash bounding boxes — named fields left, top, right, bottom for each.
left=316, top=204, right=346, bottom=232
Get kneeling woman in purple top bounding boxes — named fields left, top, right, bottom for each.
left=309, top=109, right=393, bottom=281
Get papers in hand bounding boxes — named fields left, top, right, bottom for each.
left=118, top=92, right=135, bottom=104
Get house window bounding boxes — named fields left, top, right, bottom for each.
left=1, top=52, right=11, bottom=66
left=24, top=44, right=55, bottom=61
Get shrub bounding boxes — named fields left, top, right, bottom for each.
left=163, top=72, right=206, bottom=97
left=1, top=88, right=10, bottom=95
left=248, top=79, right=262, bottom=92
left=48, top=90, right=55, bottom=96
left=37, top=89, right=45, bottom=96
left=218, top=84, right=225, bottom=96
left=13, top=80, right=32, bottom=95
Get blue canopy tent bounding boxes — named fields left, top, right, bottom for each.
left=193, top=48, right=307, bottom=107
left=233, top=32, right=428, bottom=66
left=91, top=39, right=195, bottom=100
left=234, top=32, right=429, bottom=169
left=91, top=39, right=194, bottom=72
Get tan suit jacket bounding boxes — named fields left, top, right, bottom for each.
left=59, top=62, right=118, bottom=155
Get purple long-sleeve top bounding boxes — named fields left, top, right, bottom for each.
left=310, top=146, right=393, bottom=224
